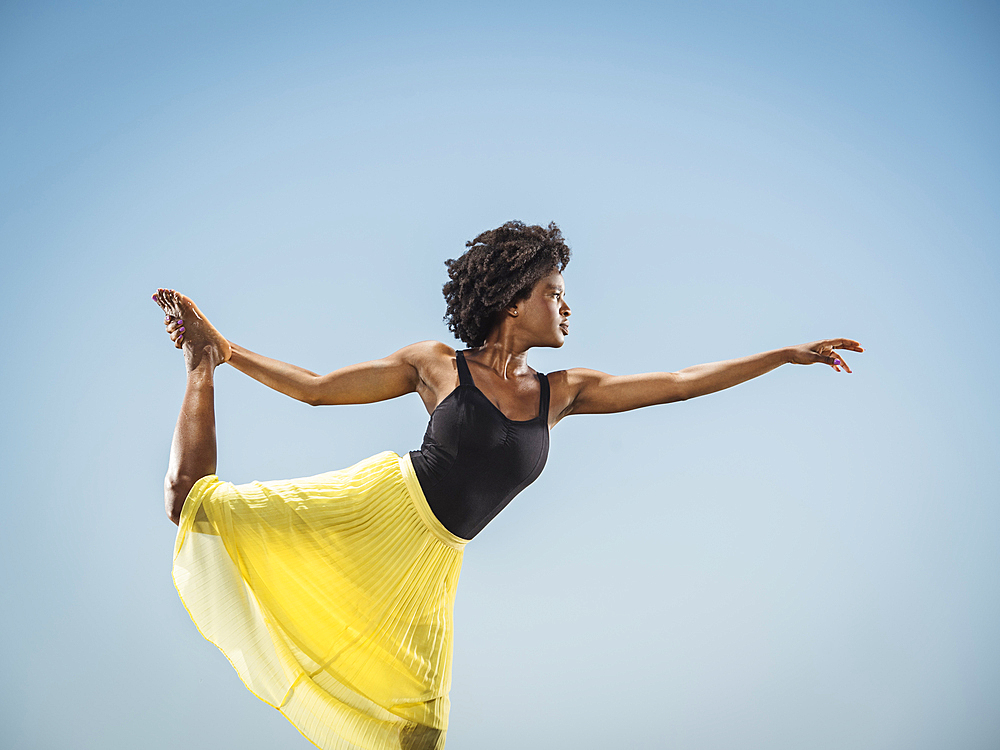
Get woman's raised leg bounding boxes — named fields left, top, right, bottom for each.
left=154, top=289, right=232, bottom=525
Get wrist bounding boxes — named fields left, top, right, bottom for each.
left=226, top=342, right=244, bottom=366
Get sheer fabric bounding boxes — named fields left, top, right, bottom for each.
left=172, top=452, right=466, bottom=750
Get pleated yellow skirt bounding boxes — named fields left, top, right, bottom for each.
left=172, top=451, right=468, bottom=750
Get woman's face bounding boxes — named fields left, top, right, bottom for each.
left=515, top=270, right=571, bottom=347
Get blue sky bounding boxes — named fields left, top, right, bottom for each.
left=2, top=2, right=998, bottom=748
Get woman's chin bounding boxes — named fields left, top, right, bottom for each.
left=532, top=331, right=567, bottom=349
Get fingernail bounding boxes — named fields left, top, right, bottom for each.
left=179, top=327, right=185, bottom=333
left=177, top=319, right=183, bottom=325
left=834, top=359, right=841, bottom=365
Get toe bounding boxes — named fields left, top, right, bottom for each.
left=160, top=289, right=177, bottom=316
left=176, top=293, right=194, bottom=319
left=163, top=289, right=180, bottom=317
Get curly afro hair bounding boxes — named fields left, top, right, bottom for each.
left=443, top=220, right=572, bottom=347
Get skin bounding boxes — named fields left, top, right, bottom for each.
left=154, top=273, right=863, bottom=525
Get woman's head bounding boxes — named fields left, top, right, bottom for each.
left=443, top=221, right=572, bottom=347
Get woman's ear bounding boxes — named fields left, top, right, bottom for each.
left=507, top=306, right=519, bottom=318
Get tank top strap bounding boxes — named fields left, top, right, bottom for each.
left=536, top=372, right=550, bottom=421
left=456, top=350, right=474, bottom=386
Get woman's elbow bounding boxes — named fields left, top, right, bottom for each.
left=654, top=372, right=691, bottom=404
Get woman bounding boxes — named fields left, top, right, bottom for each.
left=155, top=221, right=861, bottom=750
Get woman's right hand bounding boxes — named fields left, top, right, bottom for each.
left=152, top=289, right=232, bottom=367
left=164, top=314, right=185, bottom=348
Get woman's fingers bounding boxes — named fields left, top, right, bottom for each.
left=831, top=354, right=850, bottom=373
left=825, top=351, right=850, bottom=373
left=155, top=289, right=188, bottom=349
left=833, top=338, right=864, bottom=352
left=164, top=316, right=185, bottom=347
left=829, top=339, right=861, bottom=372
left=792, top=338, right=862, bottom=370
left=809, top=342, right=852, bottom=372
left=819, top=338, right=863, bottom=352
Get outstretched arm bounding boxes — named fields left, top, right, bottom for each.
left=165, top=312, right=452, bottom=407
left=558, top=338, right=863, bottom=418
left=163, top=300, right=456, bottom=408
left=226, top=341, right=452, bottom=406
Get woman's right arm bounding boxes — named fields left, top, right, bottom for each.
left=227, top=340, right=452, bottom=407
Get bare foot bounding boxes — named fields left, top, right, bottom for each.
left=152, top=289, right=232, bottom=371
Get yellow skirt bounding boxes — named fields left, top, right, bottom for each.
left=172, top=451, right=468, bottom=750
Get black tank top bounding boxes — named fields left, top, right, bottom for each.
left=409, top=351, right=550, bottom=540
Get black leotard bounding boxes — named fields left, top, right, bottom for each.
left=409, top=351, right=550, bottom=540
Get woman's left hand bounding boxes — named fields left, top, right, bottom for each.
left=788, top=339, right=864, bottom=373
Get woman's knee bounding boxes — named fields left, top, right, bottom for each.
left=164, top=475, right=195, bottom=525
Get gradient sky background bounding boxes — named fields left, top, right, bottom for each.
left=2, top=2, right=998, bottom=748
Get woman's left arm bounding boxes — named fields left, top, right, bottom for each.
left=559, top=338, right=863, bottom=418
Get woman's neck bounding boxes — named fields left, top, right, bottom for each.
left=470, top=331, right=530, bottom=379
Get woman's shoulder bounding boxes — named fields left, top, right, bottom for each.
left=390, top=341, right=459, bottom=397
left=396, top=340, right=457, bottom=362
left=389, top=340, right=458, bottom=378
